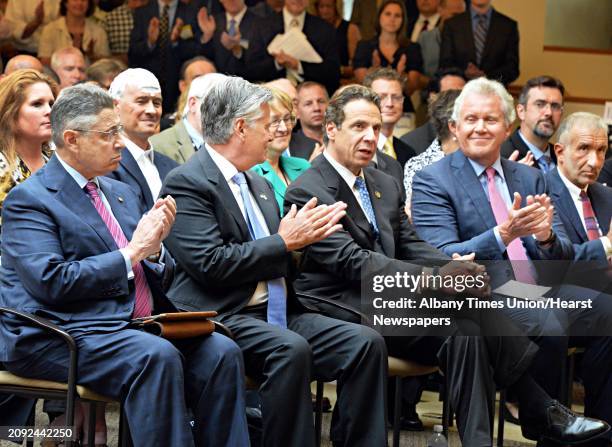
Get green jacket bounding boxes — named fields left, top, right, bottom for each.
left=251, top=156, right=311, bottom=213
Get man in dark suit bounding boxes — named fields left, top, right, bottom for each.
left=105, top=69, right=178, bottom=209
left=283, top=84, right=609, bottom=446
left=160, top=76, right=388, bottom=447
left=0, top=84, right=249, bottom=447
left=439, top=0, right=519, bottom=85
left=407, top=0, right=441, bottom=42
left=411, top=78, right=612, bottom=445
left=247, top=0, right=340, bottom=94
left=128, top=0, right=206, bottom=112
left=599, top=158, right=612, bottom=186
left=289, top=81, right=327, bottom=160
left=501, top=76, right=565, bottom=172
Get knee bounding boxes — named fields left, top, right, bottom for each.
left=206, top=333, right=244, bottom=368
left=356, top=326, right=387, bottom=358
left=140, top=337, right=183, bottom=372
left=277, top=333, right=312, bottom=369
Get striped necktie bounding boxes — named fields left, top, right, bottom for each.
left=473, top=14, right=488, bottom=65
left=579, top=190, right=601, bottom=241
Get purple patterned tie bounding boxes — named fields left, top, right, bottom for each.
left=579, top=191, right=601, bottom=241
left=85, top=182, right=153, bottom=318
left=485, top=168, right=536, bottom=284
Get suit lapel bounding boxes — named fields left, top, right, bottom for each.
left=548, top=169, right=588, bottom=242
left=176, top=121, right=196, bottom=163
left=463, top=13, right=478, bottom=65
left=247, top=171, right=281, bottom=232
left=99, top=177, right=136, bottom=241
left=120, top=148, right=154, bottom=207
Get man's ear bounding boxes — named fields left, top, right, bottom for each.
left=516, top=103, right=525, bottom=122
left=554, top=142, right=564, bottom=163
left=62, top=129, right=80, bottom=149
left=234, top=117, right=247, bottom=141
left=325, top=122, right=337, bottom=142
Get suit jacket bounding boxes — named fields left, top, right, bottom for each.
left=128, top=0, right=204, bottom=112
left=399, top=121, right=436, bottom=156
left=149, top=120, right=197, bottom=164
left=284, top=155, right=447, bottom=317
left=374, top=150, right=404, bottom=194
left=500, top=129, right=557, bottom=170
left=391, top=136, right=416, bottom=168
left=160, top=148, right=299, bottom=315
left=247, top=12, right=340, bottom=94
left=288, top=128, right=318, bottom=160
left=598, top=158, right=612, bottom=186
left=107, top=147, right=178, bottom=210
left=0, top=155, right=176, bottom=363
left=410, top=151, right=573, bottom=286
left=439, top=9, right=519, bottom=85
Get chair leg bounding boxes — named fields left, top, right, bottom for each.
left=314, top=381, right=324, bottom=447
left=497, top=390, right=505, bottom=447
left=566, top=353, right=576, bottom=409
left=393, top=376, right=402, bottom=447
left=87, top=402, right=96, bottom=447
left=25, top=404, right=35, bottom=447
left=442, top=375, right=451, bottom=437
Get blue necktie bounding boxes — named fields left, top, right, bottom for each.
left=228, top=18, right=237, bottom=37
left=539, top=155, right=552, bottom=173
left=354, top=176, right=380, bottom=239
left=232, top=172, right=287, bottom=327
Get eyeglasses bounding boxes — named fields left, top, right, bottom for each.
left=379, top=94, right=404, bottom=104
left=72, top=125, right=125, bottom=142
left=267, top=115, right=296, bottom=131
left=532, top=100, right=563, bottom=113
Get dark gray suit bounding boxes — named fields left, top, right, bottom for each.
left=399, top=121, right=436, bottom=156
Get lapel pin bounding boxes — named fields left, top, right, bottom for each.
left=117, top=196, right=124, bottom=203
left=374, top=191, right=381, bottom=199
left=259, top=193, right=268, bottom=200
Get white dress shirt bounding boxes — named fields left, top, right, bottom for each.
left=410, top=13, right=440, bottom=43
left=123, top=136, right=163, bottom=201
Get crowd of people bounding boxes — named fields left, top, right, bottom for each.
left=0, top=0, right=611, bottom=447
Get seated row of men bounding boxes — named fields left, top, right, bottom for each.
left=0, top=67, right=611, bottom=447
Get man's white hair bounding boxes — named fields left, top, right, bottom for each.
left=182, top=73, right=228, bottom=116
left=108, top=68, right=161, bottom=100
left=451, top=77, right=516, bottom=126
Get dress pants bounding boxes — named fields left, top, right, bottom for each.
left=4, top=329, right=249, bottom=447
left=219, top=306, right=388, bottom=447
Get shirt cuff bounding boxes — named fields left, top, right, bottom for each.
left=600, top=236, right=612, bottom=257
left=119, top=247, right=135, bottom=280
left=493, top=226, right=507, bottom=253
left=143, top=245, right=166, bottom=275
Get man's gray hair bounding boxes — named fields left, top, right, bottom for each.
left=451, top=77, right=516, bottom=125
left=108, top=68, right=161, bottom=100
left=51, top=84, right=114, bottom=148
left=200, top=77, right=272, bottom=145
left=557, top=112, right=608, bottom=146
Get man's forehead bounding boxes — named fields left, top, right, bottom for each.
left=371, top=78, right=402, bottom=93
left=459, top=93, right=504, bottom=114
left=343, top=99, right=381, bottom=121
left=299, top=86, right=327, bottom=100
left=124, top=84, right=162, bottom=98
left=527, top=86, right=562, bottom=100
left=570, top=126, right=608, bottom=145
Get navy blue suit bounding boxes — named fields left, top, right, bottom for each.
left=0, top=154, right=248, bottom=447
left=107, top=147, right=178, bottom=209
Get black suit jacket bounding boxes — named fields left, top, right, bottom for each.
left=500, top=129, right=557, bottom=170
left=288, top=128, right=318, bottom=160
left=392, top=136, right=417, bottom=168
left=374, top=150, right=404, bottom=194
left=439, top=9, right=519, bottom=85
left=160, top=148, right=299, bottom=315
left=284, top=155, right=447, bottom=317
left=598, top=158, right=612, bottom=186
left=247, top=13, right=341, bottom=94
left=107, top=148, right=179, bottom=209
left=399, top=122, right=436, bottom=156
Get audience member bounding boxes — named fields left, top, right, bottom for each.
left=403, top=88, right=460, bottom=210
left=411, top=78, right=612, bottom=442
left=314, top=0, right=360, bottom=79
left=289, top=80, right=327, bottom=160
left=350, top=0, right=385, bottom=41
left=4, top=0, right=60, bottom=54
left=400, top=66, right=465, bottom=155
left=417, top=0, right=465, bottom=77
left=160, top=76, right=388, bottom=447
left=3, top=54, right=44, bottom=74
left=107, top=68, right=178, bottom=209
left=85, top=57, right=126, bottom=89
left=105, top=0, right=147, bottom=64
left=353, top=0, right=423, bottom=113
left=264, top=77, right=297, bottom=104
left=0, top=83, right=250, bottom=447
left=151, top=72, right=226, bottom=163
left=407, top=0, right=440, bottom=43
left=50, top=46, right=87, bottom=89
left=599, top=158, right=612, bottom=186
left=251, top=86, right=309, bottom=211
left=248, top=0, right=340, bottom=95
left=439, top=0, right=519, bottom=85
left=250, top=0, right=283, bottom=19
left=38, top=0, right=110, bottom=65
left=501, top=75, right=565, bottom=172
left=283, top=83, right=609, bottom=446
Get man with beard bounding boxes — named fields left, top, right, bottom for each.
left=501, top=76, right=565, bottom=173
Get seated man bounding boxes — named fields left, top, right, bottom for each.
left=0, top=84, right=249, bottom=447
left=284, top=84, right=609, bottom=446
left=160, top=76, right=388, bottom=447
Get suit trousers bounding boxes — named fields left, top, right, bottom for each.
left=4, top=329, right=249, bottom=447
left=219, top=306, right=388, bottom=447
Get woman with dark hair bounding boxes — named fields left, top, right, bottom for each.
left=353, top=0, right=423, bottom=111
left=314, top=0, right=361, bottom=79
left=37, top=0, right=110, bottom=65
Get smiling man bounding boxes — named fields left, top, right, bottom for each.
left=107, top=68, right=178, bottom=209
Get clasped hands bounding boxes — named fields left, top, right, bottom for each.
left=126, top=196, right=177, bottom=263
left=498, top=192, right=554, bottom=246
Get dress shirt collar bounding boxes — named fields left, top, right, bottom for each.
left=55, top=152, right=99, bottom=188
left=557, top=167, right=588, bottom=200
left=418, top=13, right=440, bottom=27
left=157, top=0, right=178, bottom=13
left=517, top=130, right=551, bottom=161
left=471, top=6, right=492, bottom=22
left=124, top=135, right=154, bottom=164
left=376, top=132, right=390, bottom=151
left=283, top=7, right=306, bottom=30
left=323, top=150, right=363, bottom=189
left=467, top=155, right=506, bottom=181
left=205, top=143, right=239, bottom=183
left=226, top=6, right=248, bottom=28
left=182, top=117, right=204, bottom=151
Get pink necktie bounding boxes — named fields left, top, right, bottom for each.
left=485, top=167, right=536, bottom=284
left=579, top=191, right=601, bottom=241
left=85, top=182, right=153, bottom=318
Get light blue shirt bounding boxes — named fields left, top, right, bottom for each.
left=182, top=117, right=203, bottom=151
left=517, top=130, right=555, bottom=172
left=471, top=7, right=492, bottom=34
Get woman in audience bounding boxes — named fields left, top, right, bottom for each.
left=251, top=87, right=310, bottom=212
left=314, top=0, right=361, bottom=79
left=37, top=0, right=110, bottom=65
left=353, top=0, right=424, bottom=111
left=403, top=88, right=460, bottom=215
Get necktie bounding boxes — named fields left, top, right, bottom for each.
left=473, top=14, right=487, bottom=65
left=228, top=18, right=237, bottom=36
left=539, top=155, right=552, bottom=173
left=159, top=4, right=170, bottom=69
left=289, top=18, right=299, bottom=28
left=232, top=173, right=287, bottom=327
left=382, top=138, right=397, bottom=159
left=579, top=191, right=601, bottom=241
left=85, top=182, right=153, bottom=318
left=354, top=176, right=380, bottom=239
left=422, top=19, right=429, bottom=32
left=485, top=168, right=536, bottom=284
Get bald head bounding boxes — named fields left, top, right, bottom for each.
left=4, top=55, right=44, bottom=75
